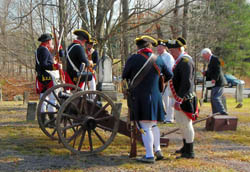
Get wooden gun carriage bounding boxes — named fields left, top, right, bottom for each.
left=37, top=73, right=169, bottom=156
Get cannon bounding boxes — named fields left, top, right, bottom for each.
left=37, top=76, right=169, bottom=156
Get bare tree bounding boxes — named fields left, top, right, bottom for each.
left=182, top=0, right=189, bottom=39
left=0, top=0, right=219, bottom=83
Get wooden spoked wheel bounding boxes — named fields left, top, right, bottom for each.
left=37, top=84, right=81, bottom=140
left=56, top=90, right=120, bottom=155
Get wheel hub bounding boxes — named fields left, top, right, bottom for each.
left=83, top=116, right=97, bottom=130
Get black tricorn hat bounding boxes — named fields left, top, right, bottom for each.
left=177, top=37, right=186, bottom=46
left=135, top=35, right=158, bottom=47
left=157, top=39, right=168, bottom=46
left=73, top=29, right=91, bottom=42
left=166, top=37, right=186, bottom=49
left=38, top=33, right=52, bottom=42
left=87, top=38, right=98, bottom=45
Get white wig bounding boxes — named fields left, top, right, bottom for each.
left=201, top=48, right=212, bottom=56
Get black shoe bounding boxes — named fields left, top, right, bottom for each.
left=220, top=112, right=229, bottom=115
left=136, top=156, right=155, bottom=163
left=175, top=139, right=186, bottom=154
left=155, top=151, right=164, bottom=160
left=180, top=152, right=195, bottom=159
left=175, top=147, right=185, bottom=154
left=177, top=143, right=195, bottom=159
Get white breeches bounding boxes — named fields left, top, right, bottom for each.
left=162, top=87, right=175, bottom=121
left=81, top=77, right=96, bottom=91
left=40, top=93, right=56, bottom=113
left=175, top=110, right=194, bottom=143
left=138, top=121, right=161, bottom=158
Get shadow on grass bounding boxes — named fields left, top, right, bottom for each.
left=0, top=153, right=131, bottom=171
left=0, top=121, right=37, bottom=127
left=0, top=125, right=134, bottom=171
left=0, top=107, right=27, bottom=111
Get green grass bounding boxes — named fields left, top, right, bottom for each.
left=0, top=98, right=250, bottom=171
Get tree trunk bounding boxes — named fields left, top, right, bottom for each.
left=95, top=0, right=105, bottom=40
left=156, top=23, right=163, bottom=38
left=182, top=0, right=189, bottom=39
left=122, top=0, right=129, bottom=65
left=171, top=0, right=181, bottom=38
left=79, top=0, right=88, bottom=30
left=59, top=0, right=67, bottom=68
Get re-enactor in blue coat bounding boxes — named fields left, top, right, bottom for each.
left=35, top=33, right=63, bottom=123
left=65, top=29, right=90, bottom=89
left=122, top=35, right=173, bottom=163
left=35, top=33, right=62, bottom=94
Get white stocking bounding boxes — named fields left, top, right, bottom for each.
left=152, top=124, right=161, bottom=152
left=139, top=121, right=155, bottom=158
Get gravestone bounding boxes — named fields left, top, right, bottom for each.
left=235, top=83, right=244, bottom=103
left=26, top=102, right=37, bottom=121
left=222, top=95, right=227, bottom=112
left=23, top=91, right=30, bottom=105
left=14, top=94, right=23, bottom=101
left=0, top=85, right=2, bottom=101
left=97, top=45, right=118, bottom=100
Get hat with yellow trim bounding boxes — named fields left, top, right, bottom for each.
left=73, top=29, right=91, bottom=42
left=87, top=38, right=98, bottom=45
left=177, top=37, right=186, bottom=46
left=38, top=33, right=53, bottom=42
left=157, top=39, right=168, bottom=46
left=166, top=37, right=186, bottom=49
left=135, top=35, right=158, bottom=47
left=177, top=37, right=187, bottom=49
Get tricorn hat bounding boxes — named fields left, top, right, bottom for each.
left=177, top=37, right=187, bottom=49
left=135, top=35, right=158, bottom=47
left=73, top=29, right=91, bottom=42
left=157, top=39, right=168, bottom=46
left=166, top=37, right=186, bottom=49
left=87, top=38, right=98, bottom=45
left=177, top=37, right=186, bottom=46
left=38, top=33, right=52, bottom=42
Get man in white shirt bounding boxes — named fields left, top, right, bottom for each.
left=157, top=39, right=175, bottom=123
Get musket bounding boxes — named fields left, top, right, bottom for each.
left=160, top=112, right=220, bottom=137
left=128, top=108, right=137, bottom=158
left=122, top=80, right=137, bottom=158
left=52, top=26, right=65, bottom=83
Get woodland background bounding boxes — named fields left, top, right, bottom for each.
left=0, top=1, right=250, bottom=171
left=0, top=0, right=250, bottom=92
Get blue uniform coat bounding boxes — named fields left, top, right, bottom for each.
left=66, top=43, right=89, bottom=83
left=122, top=51, right=173, bottom=121
left=35, top=46, right=55, bottom=84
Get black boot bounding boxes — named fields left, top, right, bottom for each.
left=175, top=139, right=186, bottom=154
left=181, top=142, right=195, bottom=159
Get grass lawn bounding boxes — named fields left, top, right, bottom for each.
left=0, top=97, right=250, bottom=171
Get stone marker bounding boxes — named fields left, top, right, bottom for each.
left=222, top=95, right=227, bottom=112
left=23, top=91, right=30, bottom=104
left=236, top=83, right=244, bottom=103
left=26, top=102, right=37, bottom=121
left=97, top=45, right=118, bottom=100
left=0, top=86, right=2, bottom=101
